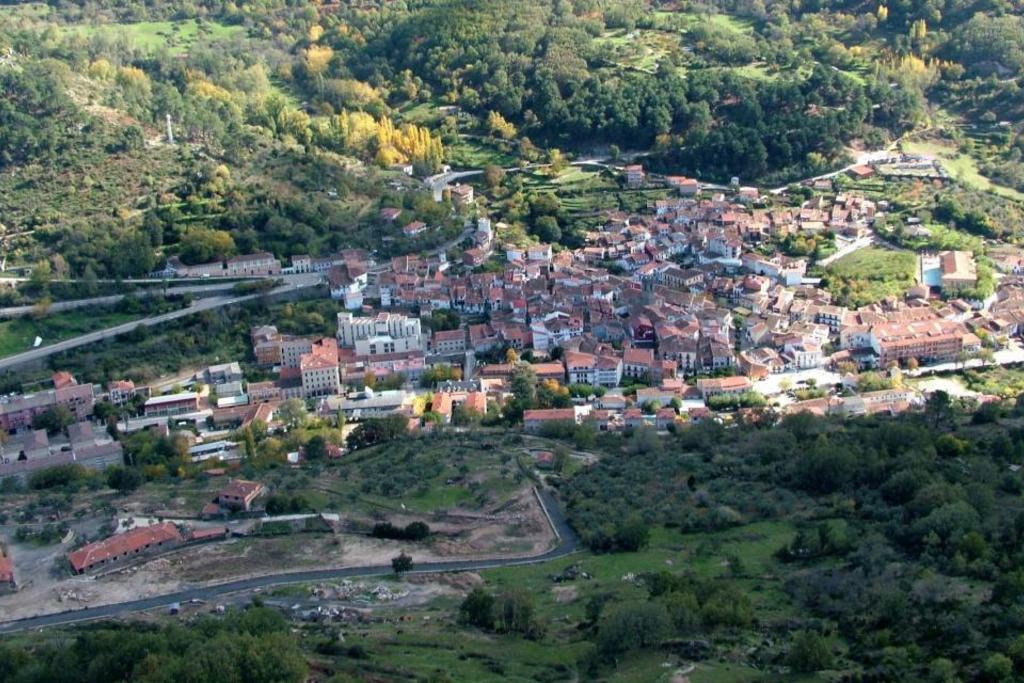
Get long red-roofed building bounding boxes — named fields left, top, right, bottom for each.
left=523, top=408, right=579, bottom=433
left=0, top=545, right=14, bottom=592
left=67, top=522, right=184, bottom=575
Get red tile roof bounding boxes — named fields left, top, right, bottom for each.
left=68, top=522, right=183, bottom=573
left=220, top=479, right=264, bottom=500
left=464, top=391, right=487, bottom=414
left=524, top=408, right=576, bottom=422
left=0, top=546, right=13, bottom=584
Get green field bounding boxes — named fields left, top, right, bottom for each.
left=825, top=247, right=918, bottom=307
left=903, top=139, right=1024, bottom=202
left=0, top=309, right=137, bottom=358
left=445, top=137, right=517, bottom=168
left=63, top=19, right=244, bottom=55
left=0, top=2, right=50, bottom=19
left=595, top=28, right=679, bottom=72
left=310, top=520, right=825, bottom=683
left=517, top=166, right=669, bottom=218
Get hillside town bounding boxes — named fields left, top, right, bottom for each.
left=4, top=159, right=1024, bottom=494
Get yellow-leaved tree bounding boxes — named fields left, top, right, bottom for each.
left=304, top=44, right=334, bottom=96
left=487, top=110, right=517, bottom=139
left=315, top=111, right=444, bottom=174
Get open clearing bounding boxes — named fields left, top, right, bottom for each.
left=903, top=139, right=1024, bottom=202
left=0, top=309, right=137, bottom=358
left=0, top=486, right=555, bottom=621
left=288, top=521, right=810, bottom=683
left=825, top=246, right=917, bottom=307
left=62, top=19, right=245, bottom=55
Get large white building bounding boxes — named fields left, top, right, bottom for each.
left=337, top=312, right=424, bottom=357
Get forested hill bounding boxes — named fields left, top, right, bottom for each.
left=354, top=0, right=915, bottom=178
left=0, top=0, right=1022, bottom=279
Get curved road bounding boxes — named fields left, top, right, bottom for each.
left=0, top=489, right=578, bottom=634
left=0, top=275, right=322, bottom=371
left=0, top=282, right=256, bottom=319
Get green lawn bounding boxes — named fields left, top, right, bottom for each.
left=825, top=247, right=918, bottom=307
left=446, top=138, right=517, bottom=169
left=0, top=309, right=137, bottom=358
left=654, top=10, right=757, bottom=34
left=595, top=28, right=679, bottom=72
left=63, top=19, right=244, bottom=55
left=399, top=101, right=448, bottom=126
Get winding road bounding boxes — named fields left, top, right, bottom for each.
left=0, top=282, right=257, bottom=319
left=0, top=274, right=323, bottom=371
left=0, top=489, right=578, bottom=634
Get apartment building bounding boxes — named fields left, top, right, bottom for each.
left=300, top=351, right=341, bottom=398
left=0, top=383, right=96, bottom=433
left=251, top=325, right=318, bottom=369
left=868, top=320, right=980, bottom=366
left=337, top=311, right=424, bottom=356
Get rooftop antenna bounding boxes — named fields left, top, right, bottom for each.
left=166, top=113, right=174, bottom=145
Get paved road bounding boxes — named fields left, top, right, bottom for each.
left=0, top=275, right=322, bottom=371
left=369, top=227, right=475, bottom=275
left=0, top=282, right=253, bottom=319
left=0, top=489, right=577, bottom=633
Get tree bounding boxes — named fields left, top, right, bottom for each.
left=597, top=600, right=670, bottom=655
left=486, top=111, right=516, bottom=139
left=179, top=228, right=235, bottom=265
left=925, top=390, right=955, bottom=429
left=548, top=148, right=567, bottom=174
left=243, top=426, right=257, bottom=459
left=346, top=415, right=409, bottom=449
left=304, top=45, right=334, bottom=79
left=910, top=19, right=927, bottom=42
left=304, top=434, right=327, bottom=461
left=506, top=364, right=537, bottom=422
left=106, top=466, right=143, bottom=494
left=660, top=590, right=701, bottom=634
left=278, top=399, right=308, bottom=429
left=31, top=298, right=52, bottom=319
left=927, top=658, right=959, bottom=683
left=484, top=165, right=506, bottom=188
left=459, top=588, right=496, bottom=629
left=787, top=631, right=833, bottom=672
left=81, top=265, right=99, bottom=297
left=28, top=260, right=52, bottom=293
left=613, top=519, right=651, bottom=552
left=494, top=590, right=543, bottom=638
left=982, top=654, right=1012, bottom=681
left=392, top=552, right=413, bottom=575
left=32, top=405, right=74, bottom=435
left=533, top=215, right=561, bottom=243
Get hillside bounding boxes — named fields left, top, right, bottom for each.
left=2, top=0, right=1024, bottom=280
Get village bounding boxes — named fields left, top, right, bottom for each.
left=121, top=156, right=1024, bottom=425
left=5, top=152, right=1024, bottom=478
left=2, top=151, right=1024, bottom=620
